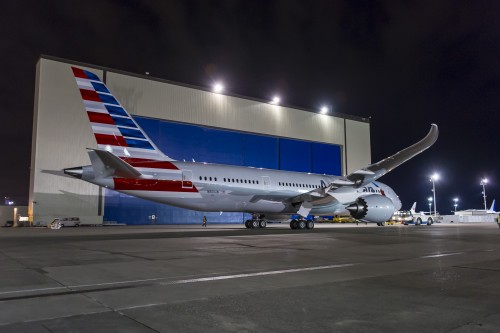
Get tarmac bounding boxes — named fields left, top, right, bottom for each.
left=1, top=222, right=500, bottom=332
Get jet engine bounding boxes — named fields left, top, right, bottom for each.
left=346, top=194, right=395, bottom=223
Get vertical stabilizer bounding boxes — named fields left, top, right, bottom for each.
left=410, top=202, right=417, bottom=214
left=71, top=67, right=174, bottom=162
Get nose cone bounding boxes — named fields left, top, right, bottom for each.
left=64, top=167, right=83, bottom=179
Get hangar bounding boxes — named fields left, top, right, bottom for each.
left=29, top=56, right=371, bottom=225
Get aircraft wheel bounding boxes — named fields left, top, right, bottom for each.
left=245, top=220, right=252, bottom=228
left=306, top=221, right=314, bottom=229
left=380, top=221, right=385, bottom=226
left=251, top=220, right=259, bottom=228
left=416, top=218, right=422, bottom=226
left=290, top=219, right=298, bottom=229
left=259, top=220, right=267, bottom=228
left=298, top=220, right=306, bottom=230
left=427, top=217, right=433, bottom=225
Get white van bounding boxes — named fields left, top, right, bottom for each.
left=48, top=217, right=80, bottom=229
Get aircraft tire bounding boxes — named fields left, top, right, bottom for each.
left=245, top=220, right=251, bottom=228
left=259, top=220, right=267, bottom=228
left=251, top=220, right=259, bottom=228
left=416, top=218, right=422, bottom=226
left=298, top=220, right=306, bottom=230
left=290, top=220, right=298, bottom=229
left=427, top=217, right=433, bottom=225
left=306, top=221, right=314, bottom=229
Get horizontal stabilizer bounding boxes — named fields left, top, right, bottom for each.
left=88, top=149, right=144, bottom=179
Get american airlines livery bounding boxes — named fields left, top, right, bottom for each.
left=64, top=67, right=439, bottom=229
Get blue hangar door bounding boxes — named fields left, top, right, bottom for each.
left=103, top=117, right=342, bottom=225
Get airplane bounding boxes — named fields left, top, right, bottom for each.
left=458, top=200, right=497, bottom=214
left=63, top=66, right=439, bottom=230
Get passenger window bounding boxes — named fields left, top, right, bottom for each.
left=236, top=179, right=239, bottom=183
left=199, top=176, right=202, bottom=180
left=209, top=177, right=212, bottom=181
left=215, top=177, right=217, bottom=181
left=204, top=176, right=207, bottom=181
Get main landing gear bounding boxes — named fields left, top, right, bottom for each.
left=245, top=216, right=267, bottom=229
left=244, top=215, right=315, bottom=230
left=289, top=219, right=314, bottom=230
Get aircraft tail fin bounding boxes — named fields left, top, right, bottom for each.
left=490, top=199, right=496, bottom=212
left=410, top=202, right=417, bottom=214
left=71, top=67, right=174, bottom=162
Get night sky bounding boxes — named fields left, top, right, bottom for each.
left=1, top=0, right=499, bottom=213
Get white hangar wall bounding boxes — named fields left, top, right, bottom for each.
left=29, top=56, right=371, bottom=224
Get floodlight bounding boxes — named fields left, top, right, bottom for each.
left=213, top=83, right=224, bottom=93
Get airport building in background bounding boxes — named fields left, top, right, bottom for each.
left=29, top=56, right=371, bottom=225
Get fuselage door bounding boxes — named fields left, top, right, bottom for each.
left=262, top=176, right=271, bottom=188
left=182, top=170, right=193, bottom=189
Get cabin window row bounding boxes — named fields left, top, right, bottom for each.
left=278, top=182, right=316, bottom=188
left=198, top=176, right=259, bottom=185
left=197, top=176, right=318, bottom=188
left=199, top=176, right=218, bottom=182
left=223, top=178, right=259, bottom=184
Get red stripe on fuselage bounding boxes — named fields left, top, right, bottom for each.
left=95, top=133, right=127, bottom=146
left=121, top=157, right=179, bottom=170
left=87, top=111, right=115, bottom=125
left=80, top=89, right=100, bottom=102
left=114, top=178, right=198, bottom=192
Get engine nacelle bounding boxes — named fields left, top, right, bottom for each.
left=346, top=194, right=395, bottom=223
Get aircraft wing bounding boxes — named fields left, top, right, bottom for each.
left=282, top=124, right=438, bottom=216
left=332, top=124, right=439, bottom=188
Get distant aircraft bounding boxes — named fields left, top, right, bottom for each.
left=458, top=200, right=497, bottom=214
left=409, top=202, right=417, bottom=214
left=63, top=67, right=438, bottom=229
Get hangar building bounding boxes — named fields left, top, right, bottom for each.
left=29, top=56, right=371, bottom=225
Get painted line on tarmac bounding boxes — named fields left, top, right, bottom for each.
left=0, top=286, right=66, bottom=296
left=0, top=264, right=356, bottom=298
left=159, top=263, right=357, bottom=285
left=420, top=252, right=463, bottom=258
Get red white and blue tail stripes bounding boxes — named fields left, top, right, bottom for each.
left=71, top=67, right=173, bottom=162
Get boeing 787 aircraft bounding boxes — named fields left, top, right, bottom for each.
left=64, top=67, right=438, bottom=229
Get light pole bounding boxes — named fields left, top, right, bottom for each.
left=480, top=178, right=488, bottom=211
left=428, top=197, right=433, bottom=215
left=453, top=198, right=458, bottom=213
left=430, top=173, right=439, bottom=216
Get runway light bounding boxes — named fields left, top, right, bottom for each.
left=270, top=96, right=280, bottom=105
left=213, top=82, right=224, bottom=93
left=320, top=106, right=328, bottom=114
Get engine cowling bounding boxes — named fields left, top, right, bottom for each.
left=346, top=194, right=395, bottom=223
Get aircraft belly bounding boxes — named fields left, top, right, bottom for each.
left=117, top=189, right=287, bottom=213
